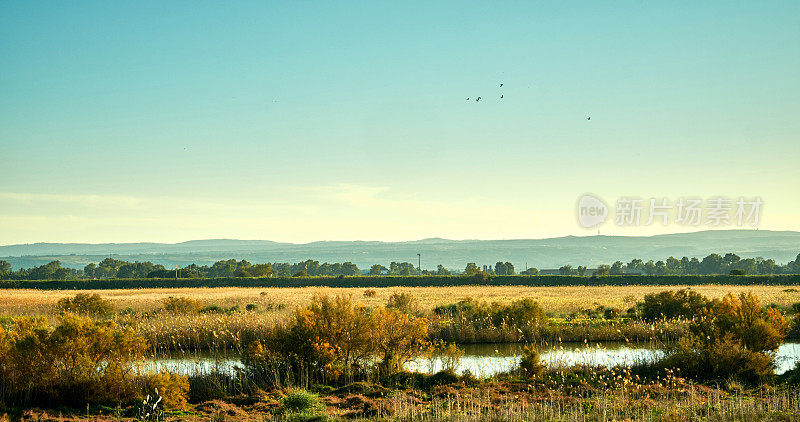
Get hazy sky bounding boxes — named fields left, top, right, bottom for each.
left=1, top=1, right=799, bottom=244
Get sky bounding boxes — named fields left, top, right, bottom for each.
left=1, top=1, right=799, bottom=244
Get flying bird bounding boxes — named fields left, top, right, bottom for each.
left=500, top=95, right=504, bottom=99
left=500, top=83, right=504, bottom=87
left=587, top=117, right=591, bottom=120
left=476, top=97, right=481, bottom=102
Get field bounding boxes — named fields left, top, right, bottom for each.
left=2, top=284, right=800, bottom=421
left=2, top=284, right=799, bottom=316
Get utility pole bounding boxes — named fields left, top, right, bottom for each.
left=417, top=253, right=421, bottom=274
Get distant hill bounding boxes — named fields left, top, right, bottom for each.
left=1, top=230, right=798, bottom=271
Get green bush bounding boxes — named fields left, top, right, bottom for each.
left=162, top=297, right=202, bottom=314
left=640, top=289, right=708, bottom=322
left=660, top=291, right=789, bottom=384
left=518, top=346, right=545, bottom=379
left=56, top=293, right=114, bottom=316
left=280, top=389, right=324, bottom=414
left=386, top=292, right=419, bottom=314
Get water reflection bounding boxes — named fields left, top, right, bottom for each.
left=139, top=342, right=800, bottom=378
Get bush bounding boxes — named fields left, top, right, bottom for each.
left=145, top=373, right=189, bottom=409
left=242, top=294, right=431, bottom=384
left=162, top=297, right=202, bottom=314
left=433, top=297, right=548, bottom=336
left=427, top=370, right=459, bottom=386
left=0, top=314, right=147, bottom=406
left=56, top=293, right=114, bottom=316
left=200, top=304, right=225, bottom=313
left=386, top=292, right=419, bottom=314
left=518, top=346, right=545, bottom=379
left=660, top=291, right=789, bottom=384
left=372, top=307, right=430, bottom=374
left=280, top=389, right=324, bottom=414
left=245, top=303, right=258, bottom=311
left=640, top=289, right=708, bottom=322
left=363, top=289, right=377, bottom=297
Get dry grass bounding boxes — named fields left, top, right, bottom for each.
left=0, top=285, right=798, bottom=317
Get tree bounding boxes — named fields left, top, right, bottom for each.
left=464, top=263, right=480, bottom=276
left=373, top=308, right=430, bottom=374
left=369, top=264, right=387, bottom=275
left=559, top=265, right=577, bottom=275
left=610, top=261, right=626, bottom=275
left=789, top=254, right=800, bottom=274
left=701, top=253, right=725, bottom=274
left=340, top=262, right=360, bottom=276
left=643, top=260, right=656, bottom=275
left=665, top=257, right=682, bottom=274
left=495, top=262, right=515, bottom=275
left=594, top=265, right=610, bottom=276
left=249, top=263, right=273, bottom=277
left=627, top=259, right=644, bottom=274
left=520, top=267, right=539, bottom=275
left=390, top=262, right=417, bottom=276
left=0, top=260, right=11, bottom=278
left=723, top=253, right=741, bottom=266
left=436, top=265, right=451, bottom=275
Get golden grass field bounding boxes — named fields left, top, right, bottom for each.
left=1, top=284, right=798, bottom=316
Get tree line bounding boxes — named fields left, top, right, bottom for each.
left=1, top=252, right=799, bottom=281
left=556, top=253, right=800, bottom=276
left=0, top=258, right=360, bottom=280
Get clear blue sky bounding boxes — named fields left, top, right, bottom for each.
left=1, top=1, right=799, bottom=244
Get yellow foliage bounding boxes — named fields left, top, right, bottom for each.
left=146, top=373, right=190, bottom=409
left=0, top=313, right=147, bottom=404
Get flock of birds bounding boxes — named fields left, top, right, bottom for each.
left=467, top=82, right=591, bottom=121
left=466, top=82, right=504, bottom=103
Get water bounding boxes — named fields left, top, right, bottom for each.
left=139, top=342, right=800, bottom=378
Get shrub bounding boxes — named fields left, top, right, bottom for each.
left=145, top=373, right=189, bottom=409
left=280, top=389, right=324, bottom=414
left=434, top=297, right=548, bottom=335
left=56, top=293, right=113, bottom=316
left=363, top=289, right=377, bottom=298
left=245, top=303, right=258, bottom=312
left=386, top=292, right=419, bottom=314
left=242, top=294, right=431, bottom=384
left=372, top=307, right=430, bottom=375
left=603, top=307, right=621, bottom=319
left=640, top=289, right=708, bottom=322
left=492, top=298, right=547, bottom=327
left=428, top=370, right=459, bottom=386
left=0, top=314, right=147, bottom=405
left=660, top=291, right=789, bottom=383
left=431, top=342, right=463, bottom=373
left=200, top=304, right=225, bottom=314
left=162, top=297, right=202, bottom=314
left=518, top=346, right=544, bottom=379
